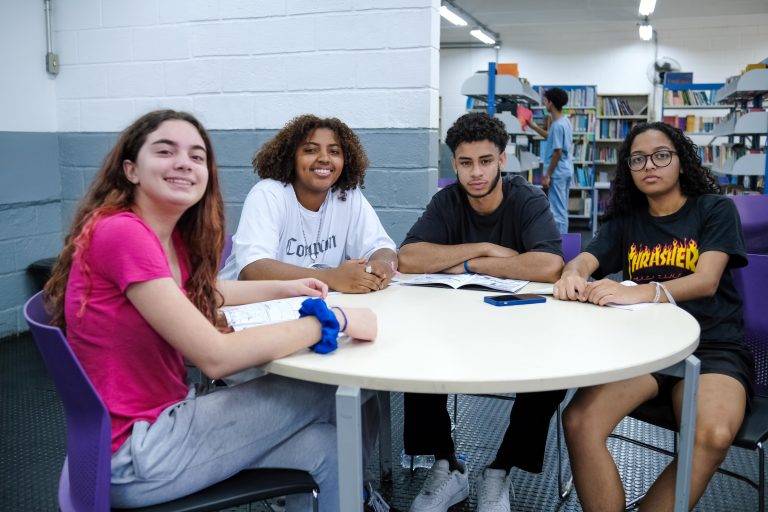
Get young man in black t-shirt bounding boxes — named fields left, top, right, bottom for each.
left=398, top=112, right=564, bottom=512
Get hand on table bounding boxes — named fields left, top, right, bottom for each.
left=583, top=279, right=650, bottom=306
left=333, top=307, right=377, bottom=341
left=281, top=278, right=328, bottom=299
left=327, top=260, right=384, bottom=293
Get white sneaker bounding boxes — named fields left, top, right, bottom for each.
left=409, top=459, right=469, bottom=512
left=476, top=467, right=512, bottom=512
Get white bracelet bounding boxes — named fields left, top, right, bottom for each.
left=651, top=282, right=661, bottom=303
left=650, top=281, right=676, bottom=306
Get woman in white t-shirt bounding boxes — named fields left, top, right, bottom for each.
left=220, top=115, right=398, bottom=293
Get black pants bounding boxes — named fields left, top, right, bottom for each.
left=403, top=389, right=566, bottom=473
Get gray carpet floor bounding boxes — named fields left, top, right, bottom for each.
left=1, top=333, right=763, bottom=511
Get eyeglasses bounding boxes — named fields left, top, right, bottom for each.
left=627, top=150, right=677, bottom=171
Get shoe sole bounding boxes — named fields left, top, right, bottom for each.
left=410, top=487, right=469, bottom=512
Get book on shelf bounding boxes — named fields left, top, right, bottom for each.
left=398, top=273, right=528, bottom=293
left=663, top=72, right=693, bottom=85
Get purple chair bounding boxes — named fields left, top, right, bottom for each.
left=220, top=235, right=233, bottom=271
left=24, top=291, right=318, bottom=512
left=731, top=195, right=768, bottom=254
left=608, top=253, right=768, bottom=511
left=560, top=232, right=582, bottom=263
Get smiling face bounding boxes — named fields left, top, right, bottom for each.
left=122, top=119, right=209, bottom=215
left=628, top=129, right=682, bottom=200
left=293, top=128, right=344, bottom=206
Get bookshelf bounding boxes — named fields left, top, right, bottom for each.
left=595, top=93, right=650, bottom=229
left=661, top=83, right=731, bottom=136
left=458, top=63, right=543, bottom=187
left=709, top=69, right=768, bottom=195
left=533, top=85, right=598, bottom=229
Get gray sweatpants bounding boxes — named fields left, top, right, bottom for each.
left=110, top=374, right=341, bottom=511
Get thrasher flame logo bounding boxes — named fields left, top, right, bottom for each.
left=628, top=239, right=699, bottom=280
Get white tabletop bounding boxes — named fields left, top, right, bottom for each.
left=264, top=282, right=700, bottom=394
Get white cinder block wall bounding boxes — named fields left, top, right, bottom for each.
left=0, top=0, right=440, bottom=337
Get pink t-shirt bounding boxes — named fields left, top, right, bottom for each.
left=65, top=212, right=190, bottom=453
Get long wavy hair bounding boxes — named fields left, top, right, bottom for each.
left=254, top=114, right=369, bottom=200
left=45, top=110, right=225, bottom=328
left=604, top=122, right=719, bottom=220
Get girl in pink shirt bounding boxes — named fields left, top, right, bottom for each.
left=44, top=110, right=376, bottom=511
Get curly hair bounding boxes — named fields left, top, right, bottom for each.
left=604, top=121, right=719, bottom=220
left=254, top=115, right=369, bottom=200
left=445, top=112, right=509, bottom=155
left=44, top=110, right=225, bottom=328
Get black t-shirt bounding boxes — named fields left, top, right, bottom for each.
left=402, top=175, right=562, bottom=256
left=586, top=194, right=747, bottom=343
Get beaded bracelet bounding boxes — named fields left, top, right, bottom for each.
left=299, top=298, right=340, bottom=354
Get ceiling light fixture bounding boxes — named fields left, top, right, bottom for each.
left=639, top=22, right=654, bottom=41
left=440, top=4, right=467, bottom=26
left=638, top=0, right=657, bottom=16
left=470, top=28, right=496, bottom=45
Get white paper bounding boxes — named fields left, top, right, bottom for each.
left=221, top=296, right=306, bottom=331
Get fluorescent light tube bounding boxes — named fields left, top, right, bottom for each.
left=639, top=0, right=657, bottom=16
left=470, top=29, right=495, bottom=45
left=440, top=5, right=467, bottom=26
left=639, top=23, right=653, bottom=41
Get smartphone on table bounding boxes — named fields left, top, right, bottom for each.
left=483, top=293, right=546, bottom=306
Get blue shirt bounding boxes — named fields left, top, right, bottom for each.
left=544, top=116, right=573, bottom=179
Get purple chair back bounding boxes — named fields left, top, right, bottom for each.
left=24, top=292, right=112, bottom=512
left=731, top=195, right=768, bottom=254
left=560, top=232, right=582, bottom=263
left=220, top=235, right=233, bottom=271
left=732, top=254, right=768, bottom=396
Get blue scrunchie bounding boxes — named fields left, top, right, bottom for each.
left=299, top=298, right=340, bottom=354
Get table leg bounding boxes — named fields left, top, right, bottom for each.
left=336, top=385, right=363, bottom=512
left=673, top=355, right=700, bottom=512
left=377, top=391, right=393, bottom=482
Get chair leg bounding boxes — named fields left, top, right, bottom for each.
left=759, top=442, right=765, bottom=512
left=453, top=394, right=458, bottom=431
left=556, top=401, right=573, bottom=500
left=377, top=391, right=393, bottom=483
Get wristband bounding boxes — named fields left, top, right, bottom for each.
left=463, top=260, right=471, bottom=273
left=650, top=281, right=677, bottom=306
left=299, top=298, right=340, bottom=354
left=332, top=306, right=348, bottom=333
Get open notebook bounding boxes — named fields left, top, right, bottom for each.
left=396, top=273, right=528, bottom=293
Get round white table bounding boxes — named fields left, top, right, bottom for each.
left=264, top=282, right=701, bottom=511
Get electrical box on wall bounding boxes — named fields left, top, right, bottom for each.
left=46, top=52, right=59, bottom=76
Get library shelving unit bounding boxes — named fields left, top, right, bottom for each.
left=661, top=82, right=731, bottom=136
left=533, top=85, right=598, bottom=230
left=709, top=68, right=768, bottom=194
left=595, top=93, right=650, bottom=230
left=461, top=63, right=542, bottom=182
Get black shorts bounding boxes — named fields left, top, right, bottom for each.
left=651, top=340, right=755, bottom=411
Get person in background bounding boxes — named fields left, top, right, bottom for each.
left=528, top=87, right=574, bottom=234
left=554, top=122, right=754, bottom=511
left=398, top=112, right=564, bottom=512
left=44, top=110, right=378, bottom=511
left=220, top=114, right=397, bottom=293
